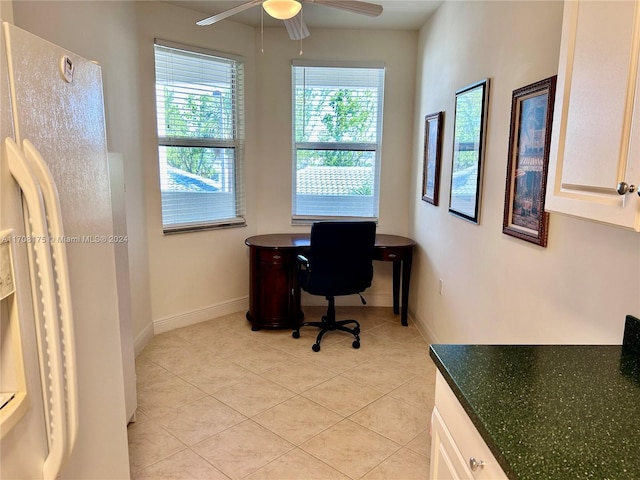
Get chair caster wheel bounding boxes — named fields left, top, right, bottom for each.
left=292, top=331, right=300, bottom=339
left=312, top=343, right=321, bottom=352
left=352, top=340, right=360, bottom=349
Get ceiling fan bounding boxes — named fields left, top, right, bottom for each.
left=196, top=0, right=384, bottom=40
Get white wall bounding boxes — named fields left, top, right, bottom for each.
left=254, top=26, right=417, bottom=306
left=137, top=12, right=417, bottom=322
left=0, top=1, right=13, bottom=22
left=254, top=27, right=417, bottom=236
left=134, top=2, right=258, bottom=333
left=9, top=0, right=419, bottom=344
left=410, top=1, right=640, bottom=345
left=15, top=1, right=629, bottom=348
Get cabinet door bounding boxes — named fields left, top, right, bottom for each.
left=546, top=0, right=640, bottom=230
left=247, top=243, right=303, bottom=330
left=432, top=373, right=508, bottom=480
left=430, top=408, right=473, bottom=480
left=257, top=251, right=295, bottom=326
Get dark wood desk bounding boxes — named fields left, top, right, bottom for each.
left=245, top=233, right=415, bottom=330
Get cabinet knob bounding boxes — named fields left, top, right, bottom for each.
left=616, top=182, right=636, bottom=196
left=469, top=457, right=484, bottom=472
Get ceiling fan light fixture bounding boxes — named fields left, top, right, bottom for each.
left=263, top=0, right=302, bottom=20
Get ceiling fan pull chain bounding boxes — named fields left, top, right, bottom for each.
left=261, top=6, right=265, bottom=53
left=299, top=9, right=303, bottom=55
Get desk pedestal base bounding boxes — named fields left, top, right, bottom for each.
left=246, top=244, right=303, bottom=330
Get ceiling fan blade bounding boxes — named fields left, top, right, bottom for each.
left=308, top=0, right=383, bottom=17
left=196, top=0, right=263, bottom=26
left=284, top=14, right=310, bottom=40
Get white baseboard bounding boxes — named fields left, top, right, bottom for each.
left=133, top=321, right=154, bottom=356
left=135, top=293, right=409, bottom=355
left=410, top=308, right=439, bottom=345
left=152, top=296, right=249, bottom=335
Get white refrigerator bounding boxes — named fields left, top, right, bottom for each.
left=0, top=21, right=132, bottom=479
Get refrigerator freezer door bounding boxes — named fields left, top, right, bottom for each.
left=0, top=22, right=48, bottom=480
left=3, top=22, right=130, bottom=478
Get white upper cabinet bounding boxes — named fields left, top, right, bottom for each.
left=546, top=0, right=640, bottom=231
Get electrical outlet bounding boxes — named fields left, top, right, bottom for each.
left=438, top=278, right=444, bottom=296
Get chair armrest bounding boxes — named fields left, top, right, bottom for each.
left=297, top=254, right=310, bottom=269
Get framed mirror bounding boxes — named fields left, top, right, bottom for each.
left=422, top=111, right=444, bottom=205
left=449, top=78, right=490, bottom=223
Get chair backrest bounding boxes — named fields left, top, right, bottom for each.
left=304, top=221, right=377, bottom=297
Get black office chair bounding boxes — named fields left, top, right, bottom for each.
left=292, top=221, right=376, bottom=352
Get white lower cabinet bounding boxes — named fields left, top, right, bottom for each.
left=430, top=372, right=508, bottom=480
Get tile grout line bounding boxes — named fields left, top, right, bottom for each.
left=129, top=307, right=434, bottom=479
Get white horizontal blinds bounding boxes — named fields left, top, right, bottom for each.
left=154, top=40, right=245, bottom=232
left=292, top=61, right=385, bottom=221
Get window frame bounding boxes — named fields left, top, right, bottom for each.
left=291, top=60, right=385, bottom=224
left=154, top=39, right=246, bottom=234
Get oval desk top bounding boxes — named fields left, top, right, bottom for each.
left=245, top=233, right=415, bottom=249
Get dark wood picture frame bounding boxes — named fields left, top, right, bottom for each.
left=422, top=111, right=444, bottom=205
left=502, top=76, right=557, bottom=247
left=449, top=78, right=490, bottom=223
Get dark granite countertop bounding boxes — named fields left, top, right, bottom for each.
left=429, top=316, right=640, bottom=480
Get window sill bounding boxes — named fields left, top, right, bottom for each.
left=291, top=216, right=378, bottom=226
left=163, top=220, right=246, bottom=235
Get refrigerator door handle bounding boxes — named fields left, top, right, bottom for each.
left=4, top=138, right=70, bottom=480
left=22, top=139, right=78, bottom=458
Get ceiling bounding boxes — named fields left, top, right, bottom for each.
left=169, top=1, right=443, bottom=30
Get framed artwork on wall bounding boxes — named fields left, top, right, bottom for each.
left=449, top=78, right=490, bottom=223
left=422, top=111, right=444, bottom=205
left=502, top=76, right=557, bottom=247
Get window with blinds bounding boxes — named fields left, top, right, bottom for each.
left=292, top=60, right=385, bottom=222
left=154, top=40, right=245, bottom=233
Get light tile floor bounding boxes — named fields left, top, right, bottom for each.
left=128, top=306, right=436, bottom=479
